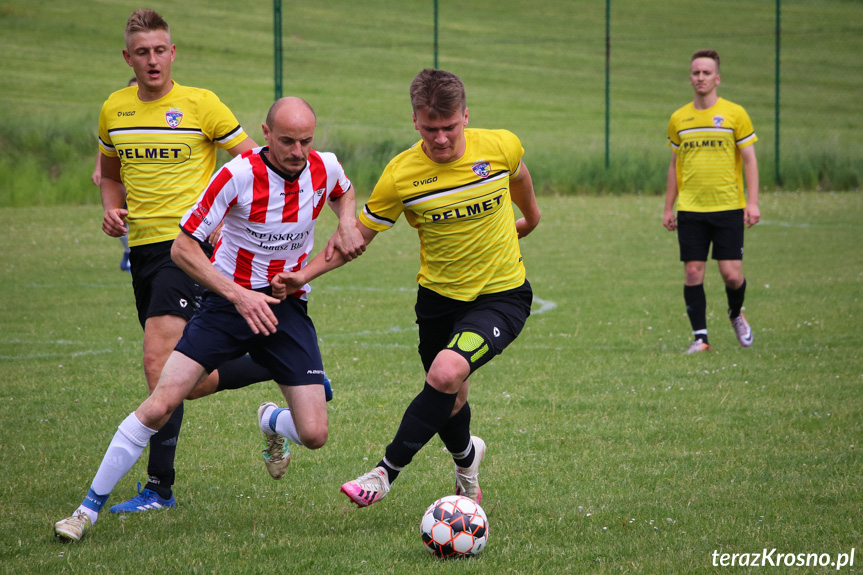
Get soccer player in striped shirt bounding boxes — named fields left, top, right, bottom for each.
left=664, top=50, right=760, bottom=354
left=54, top=97, right=361, bottom=542
left=89, top=9, right=360, bottom=516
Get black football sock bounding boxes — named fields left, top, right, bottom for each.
left=726, top=278, right=747, bottom=319
left=438, top=402, right=475, bottom=468
left=145, top=402, right=182, bottom=500
left=215, top=355, right=273, bottom=392
left=684, top=283, right=708, bottom=342
left=382, top=382, right=458, bottom=482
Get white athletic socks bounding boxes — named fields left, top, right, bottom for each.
left=89, top=412, right=156, bottom=504
left=260, top=404, right=303, bottom=446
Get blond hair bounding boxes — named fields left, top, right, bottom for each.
left=125, top=9, right=170, bottom=46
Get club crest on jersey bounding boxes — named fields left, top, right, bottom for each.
left=471, top=160, right=491, bottom=178
left=712, top=115, right=725, bottom=128
left=166, top=108, right=184, bottom=129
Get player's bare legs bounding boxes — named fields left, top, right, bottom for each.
left=279, top=383, right=329, bottom=449
left=256, top=381, right=329, bottom=479
left=717, top=259, right=743, bottom=289
left=137, top=352, right=208, bottom=429
left=143, top=315, right=223, bottom=398
left=109, top=314, right=189, bottom=512
left=142, top=315, right=186, bottom=391
left=55, top=353, right=207, bottom=541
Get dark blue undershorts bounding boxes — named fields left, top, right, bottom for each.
left=174, top=289, right=325, bottom=387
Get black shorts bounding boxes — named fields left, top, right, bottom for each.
left=174, top=290, right=325, bottom=387
left=415, top=280, right=533, bottom=375
left=129, top=240, right=205, bottom=329
left=677, top=210, right=745, bottom=262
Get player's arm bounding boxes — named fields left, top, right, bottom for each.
left=91, top=152, right=102, bottom=186
left=663, top=152, right=679, bottom=231
left=227, top=136, right=257, bottom=157
left=99, top=154, right=129, bottom=238
left=741, top=145, right=760, bottom=227
left=324, top=186, right=366, bottom=262
left=272, top=221, right=377, bottom=300
left=172, top=231, right=281, bottom=335
left=510, top=160, right=541, bottom=239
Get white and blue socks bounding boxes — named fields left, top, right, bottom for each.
left=77, top=412, right=156, bottom=524
left=259, top=404, right=303, bottom=446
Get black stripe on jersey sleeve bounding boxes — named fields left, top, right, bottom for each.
left=364, top=205, right=396, bottom=226
left=401, top=170, right=509, bottom=206
left=216, top=124, right=244, bottom=144
left=736, top=130, right=756, bottom=145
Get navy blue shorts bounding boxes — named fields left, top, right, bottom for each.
left=677, top=209, right=745, bottom=262
left=174, top=290, right=325, bottom=387
left=415, top=280, right=533, bottom=374
left=129, top=240, right=207, bottom=329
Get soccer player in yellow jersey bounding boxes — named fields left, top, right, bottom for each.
left=664, top=50, right=760, bottom=354
left=93, top=9, right=362, bottom=515
left=270, top=68, right=541, bottom=507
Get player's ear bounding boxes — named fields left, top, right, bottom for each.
left=412, top=111, right=419, bottom=131
left=463, top=107, right=469, bottom=126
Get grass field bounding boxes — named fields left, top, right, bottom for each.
left=0, top=0, right=861, bottom=205
left=0, top=192, right=860, bottom=573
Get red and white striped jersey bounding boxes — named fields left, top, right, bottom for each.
left=180, top=147, right=350, bottom=298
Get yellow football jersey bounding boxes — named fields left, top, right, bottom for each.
left=98, top=82, right=247, bottom=246
left=360, top=129, right=526, bottom=301
left=667, top=97, right=757, bottom=212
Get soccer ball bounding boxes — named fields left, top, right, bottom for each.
left=420, top=495, right=489, bottom=558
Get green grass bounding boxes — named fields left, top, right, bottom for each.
left=0, top=193, right=860, bottom=573
left=0, top=0, right=861, bottom=206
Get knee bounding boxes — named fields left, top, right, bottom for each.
left=426, top=364, right=463, bottom=394
left=138, top=396, right=176, bottom=430
left=723, top=273, right=744, bottom=288
left=300, top=427, right=328, bottom=450
left=684, top=265, right=705, bottom=285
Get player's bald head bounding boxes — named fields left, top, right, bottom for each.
left=266, top=97, right=317, bottom=130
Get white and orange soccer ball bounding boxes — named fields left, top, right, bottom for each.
left=420, top=495, right=489, bottom=558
